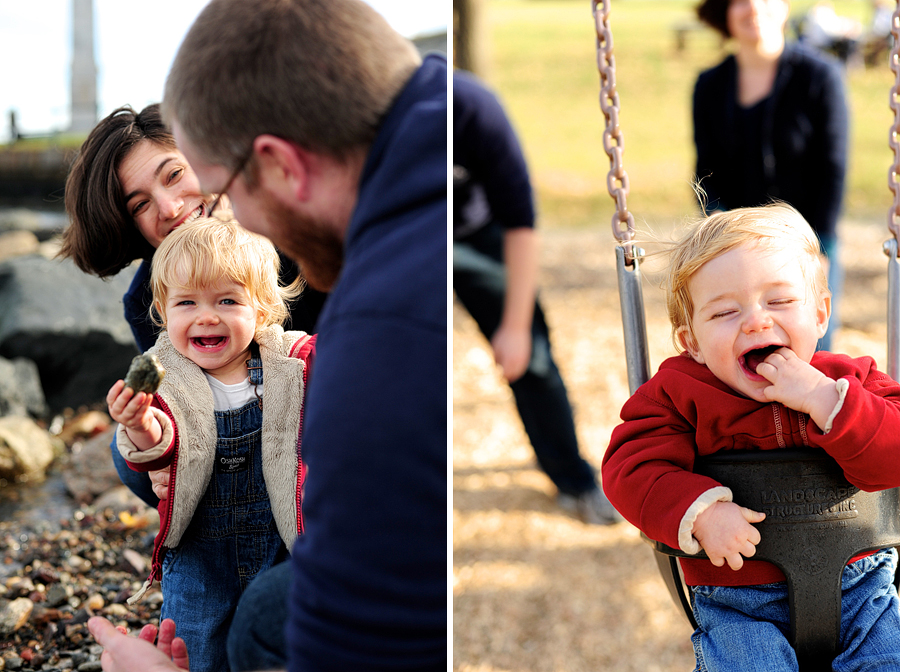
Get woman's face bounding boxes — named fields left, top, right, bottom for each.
left=727, top=0, right=789, bottom=44
left=117, top=139, right=210, bottom=249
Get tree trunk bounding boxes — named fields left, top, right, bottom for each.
left=453, top=0, right=489, bottom=77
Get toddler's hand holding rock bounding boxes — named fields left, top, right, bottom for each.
left=106, top=380, right=161, bottom=450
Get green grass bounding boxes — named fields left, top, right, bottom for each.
left=480, top=0, right=896, bottom=231
left=1, top=133, right=87, bottom=151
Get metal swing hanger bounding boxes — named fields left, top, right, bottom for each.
left=885, top=0, right=900, bottom=381
left=593, top=0, right=634, bottom=253
left=592, top=0, right=650, bottom=395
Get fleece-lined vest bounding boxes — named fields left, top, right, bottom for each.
left=117, top=325, right=314, bottom=601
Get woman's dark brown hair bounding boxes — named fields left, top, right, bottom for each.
left=60, top=104, right=175, bottom=278
left=697, top=0, right=731, bottom=39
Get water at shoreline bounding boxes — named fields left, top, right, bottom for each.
left=0, top=205, right=68, bottom=240
left=0, top=467, right=76, bottom=532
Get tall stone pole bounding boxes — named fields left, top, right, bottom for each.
left=70, top=0, right=97, bottom=133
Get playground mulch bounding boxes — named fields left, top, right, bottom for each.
left=452, top=217, right=890, bottom=671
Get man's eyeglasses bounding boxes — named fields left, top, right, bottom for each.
left=208, top=148, right=252, bottom=219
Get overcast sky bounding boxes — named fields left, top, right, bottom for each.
left=0, top=0, right=448, bottom=142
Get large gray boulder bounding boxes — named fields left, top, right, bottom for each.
left=0, top=356, right=48, bottom=418
left=0, top=255, right=139, bottom=412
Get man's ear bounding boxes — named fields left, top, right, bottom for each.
left=676, top=326, right=704, bottom=363
left=252, top=135, right=310, bottom=203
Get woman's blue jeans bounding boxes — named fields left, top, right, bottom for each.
left=818, top=235, right=842, bottom=352
left=453, top=223, right=596, bottom=496
left=689, top=548, right=900, bottom=671
left=227, top=560, right=291, bottom=671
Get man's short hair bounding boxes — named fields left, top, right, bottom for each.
left=162, top=0, right=421, bottom=172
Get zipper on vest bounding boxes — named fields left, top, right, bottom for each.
left=296, top=360, right=307, bottom=536
left=128, top=394, right=179, bottom=605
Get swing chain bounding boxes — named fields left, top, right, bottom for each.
left=592, top=0, right=635, bottom=249
left=889, top=2, right=900, bottom=242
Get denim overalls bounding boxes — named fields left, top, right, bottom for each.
left=160, top=354, right=288, bottom=672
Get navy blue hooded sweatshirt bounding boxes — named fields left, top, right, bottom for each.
left=287, top=54, right=448, bottom=671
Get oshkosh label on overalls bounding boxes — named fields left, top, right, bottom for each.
left=217, top=455, right=249, bottom=474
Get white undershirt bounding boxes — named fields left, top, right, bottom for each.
left=203, top=373, right=262, bottom=411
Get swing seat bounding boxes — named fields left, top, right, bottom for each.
left=644, top=447, right=900, bottom=670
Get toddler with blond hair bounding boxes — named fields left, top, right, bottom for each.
left=107, top=216, right=315, bottom=672
left=603, top=203, right=900, bottom=670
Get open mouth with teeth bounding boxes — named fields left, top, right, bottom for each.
left=192, top=336, right=227, bottom=349
left=184, top=205, right=206, bottom=223
left=170, top=205, right=206, bottom=235
left=740, top=345, right=783, bottom=374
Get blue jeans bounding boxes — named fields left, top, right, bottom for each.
left=227, top=560, right=291, bottom=671
left=161, top=373, right=287, bottom=672
left=453, top=223, right=596, bottom=496
left=690, top=548, right=900, bottom=671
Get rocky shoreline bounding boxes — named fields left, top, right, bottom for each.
left=0, top=502, right=162, bottom=671
left=0, top=416, right=163, bottom=670
left=0, top=207, right=165, bottom=667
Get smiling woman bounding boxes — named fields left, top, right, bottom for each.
left=692, top=0, right=848, bottom=351
left=118, top=140, right=208, bottom=248
left=60, top=104, right=190, bottom=284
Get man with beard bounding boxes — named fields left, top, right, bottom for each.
left=87, top=1, right=447, bottom=671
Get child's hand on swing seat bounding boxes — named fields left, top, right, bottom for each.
left=693, top=501, right=766, bottom=571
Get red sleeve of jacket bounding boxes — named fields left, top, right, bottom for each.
left=123, top=396, right=177, bottom=473
left=810, top=353, right=900, bottom=491
left=601, top=358, right=727, bottom=549
left=290, top=333, right=316, bottom=529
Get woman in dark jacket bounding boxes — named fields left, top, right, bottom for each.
left=693, top=0, right=848, bottom=349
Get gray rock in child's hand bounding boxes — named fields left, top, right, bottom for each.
left=123, top=353, right=166, bottom=394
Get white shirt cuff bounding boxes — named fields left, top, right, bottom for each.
left=822, top=378, right=850, bottom=434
